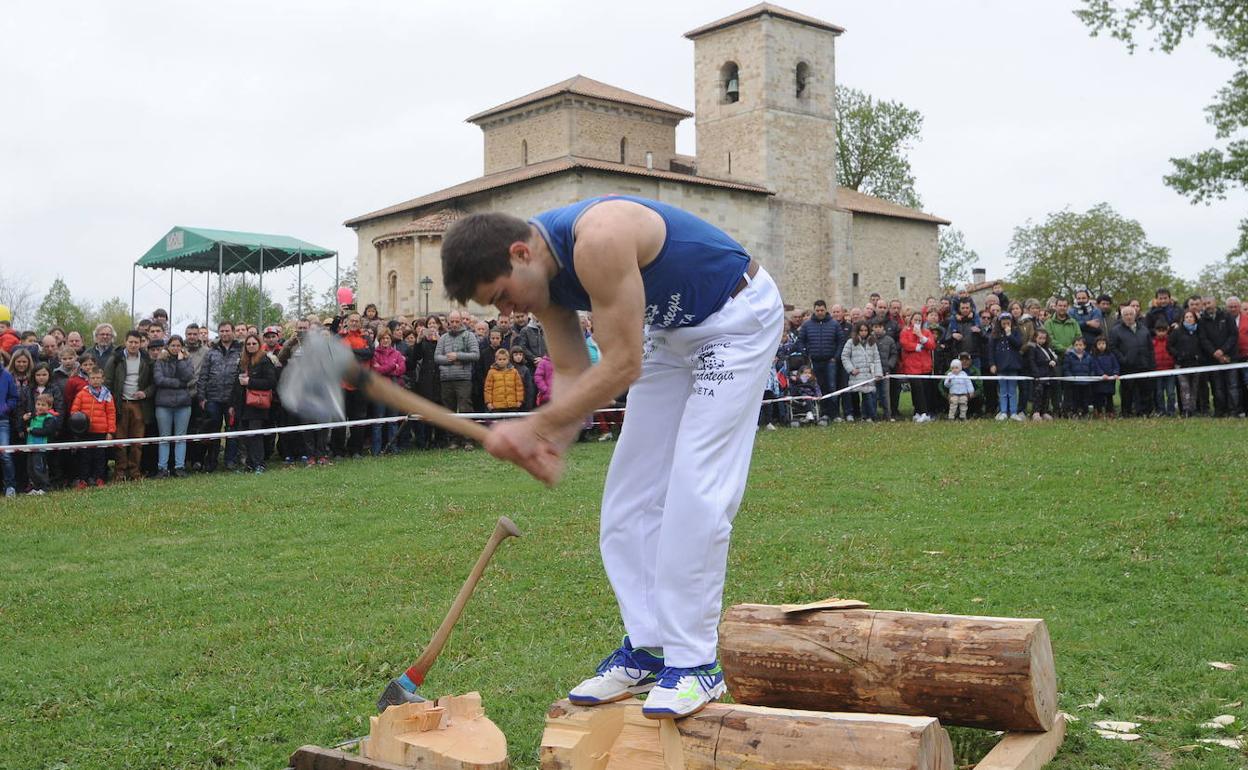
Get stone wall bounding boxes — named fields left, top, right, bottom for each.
left=847, top=213, right=940, bottom=308
left=481, top=105, right=570, bottom=175
left=568, top=103, right=679, bottom=170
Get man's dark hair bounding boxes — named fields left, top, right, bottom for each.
left=1155, top=288, right=1171, bottom=298
left=441, top=212, right=532, bottom=304
left=185, top=323, right=199, bottom=331
left=125, top=329, right=143, bottom=341
left=218, top=321, right=232, bottom=331
left=813, top=299, right=827, bottom=308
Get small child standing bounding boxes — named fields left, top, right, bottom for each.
left=1063, top=337, right=1094, bottom=417
left=1089, top=336, right=1120, bottom=417
left=71, top=367, right=115, bottom=487
left=943, top=359, right=975, bottom=420
left=484, top=347, right=524, bottom=413
left=1023, top=328, right=1058, bottom=420
left=25, top=393, right=60, bottom=495
left=509, top=347, right=536, bottom=412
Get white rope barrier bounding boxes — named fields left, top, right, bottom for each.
left=3, top=362, right=1245, bottom=454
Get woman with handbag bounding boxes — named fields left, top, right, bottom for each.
left=231, top=333, right=277, bottom=474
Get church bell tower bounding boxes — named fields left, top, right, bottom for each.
left=685, top=5, right=842, bottom=205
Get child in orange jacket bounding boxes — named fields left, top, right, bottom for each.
left=71, top=368, right=115, bottom=487
left=484, top=347, right=524, bottom=412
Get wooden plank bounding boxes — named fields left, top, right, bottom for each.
left=973, top=713, right=1067, bottom=770
left=288, top=745, right=416, bottom=770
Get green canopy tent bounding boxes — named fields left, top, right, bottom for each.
left=134, top=226, right=337, bottom=328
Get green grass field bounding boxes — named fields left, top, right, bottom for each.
left=2, top=420, right=1246, bottom=770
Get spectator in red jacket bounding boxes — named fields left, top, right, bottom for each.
left=899, top=311, right=936, bottom=422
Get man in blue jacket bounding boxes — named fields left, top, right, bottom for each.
left=797, top=300, right=844, bottom=420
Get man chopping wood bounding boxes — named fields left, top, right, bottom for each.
left=439, top=195, right=783, bottom=718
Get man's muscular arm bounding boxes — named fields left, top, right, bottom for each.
left=531, top=208, right=645, bottom=437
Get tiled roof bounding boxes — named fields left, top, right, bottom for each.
left=345, top=157, right=772, bottom=226
left=372, top=208, right=467, bottom=245
left=684, top=3, right=845, bottom=39
left=465, top=75, right=693, bottom=123
left=835, top=187, right=950, bottom=225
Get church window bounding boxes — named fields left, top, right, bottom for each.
left=645, top=151, right=653, bottom=169
left=852, top=272, right=859, bottom=288
left=795, top=61, right=810, bottom=99
left=521, top=140, right=528, bottom=166
left=619, top=137, right=627, bottom=163
left=899, top=276, right=907, bottom=291
left=721, top=62, right=740, bottom=104
left=387, top=271, right=398, bottom=314
left=727, top=151, right=732, bottom=174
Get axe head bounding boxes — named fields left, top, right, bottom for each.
left=277, top=332, right=353, bottom=423
left=378, top=678, right=427, bottom=711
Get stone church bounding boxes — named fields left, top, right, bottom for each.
left=345, top=3, right=949, bottom=317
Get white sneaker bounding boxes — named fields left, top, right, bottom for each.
left=846, top=414, right=855, bottom=422
left=1011, top=413, right=1026, bottom=422
left=641, top=663, right=726, bottom=719
left=1032, top=413, right=1043, bottom=422
left=28, top=489, right=46, bottom=496
left=765, top=423, right=777, bottom=431
left=3, top=487, right=14, bottom=498
left=995, top=413, right=1008, bottom=421
left=569, top=638, right=664, bottom=705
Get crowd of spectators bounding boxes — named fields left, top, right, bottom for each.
left=2, top=280, right=1246, bottom=498
left=767, top=283, right=1248, bottom=428
left=0, top=302, right=620, bottom=498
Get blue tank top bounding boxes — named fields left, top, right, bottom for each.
left=529, top=195, right=750, bottom=329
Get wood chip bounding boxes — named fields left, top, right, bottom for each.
left=1093, top=720, right=1141, bottom=733
left=921, top=550, right=944, bottom=555
left=779, top=597, right=870, bottom=613
left=1222, top=700, right=1242, bottom=709
left=1061, top=713, right=1080, bottom=723
left=1208, top=661, right=1237, bottom=671
left=1198, top=738, right=1244, bottom=750
left=1077, top=694, right=1105, bottom=709
left=1199, top=715, right=1236, bottom=729
left=1096, top=730, right=1141, bottom=741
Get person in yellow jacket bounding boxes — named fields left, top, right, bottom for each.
left=484, top=347, right=525, bottom=412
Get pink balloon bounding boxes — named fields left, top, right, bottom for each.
left=336, top=287, right=354, bottom=306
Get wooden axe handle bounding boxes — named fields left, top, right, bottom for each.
left=359, top=368, right=490, bottom=444
left=408, top=516, right=523, bottom=685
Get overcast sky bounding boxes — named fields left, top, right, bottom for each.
left=2, top=0, right=1242, bottom=322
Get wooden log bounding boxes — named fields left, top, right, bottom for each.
left=540, top=698, right=954, bottom=770
left=359, top=692, right=508, bottom=769
left=974, top=713, right=1067, bottom=770
left=719, top=604, right=1057, bottom=731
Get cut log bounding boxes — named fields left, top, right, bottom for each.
left=973, top=712, right=1067, bottom=770
left=540, top=698, right=954, bottom=770
left=359, top=692, right=508, bottom=769
left=719, top=604, right=1057, bottom=731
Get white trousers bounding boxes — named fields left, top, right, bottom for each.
left=600, top=267, right=783, bottom=667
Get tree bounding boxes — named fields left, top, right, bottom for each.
left=287, top=259, right=359, bottom=320
left=34, top=278, right=91, bottom=336
left=213, top=276, right=282, bottom=327
left=1076, top=1, right=1248, bottom=256
left=1196, top=256, right=1248, bottom=300
left=1006, top=203, right=1179, bottom=302
left=0, top=275, right=37, bottom=331
left=938, top=227, right=979, bottom=292
left=836, top=86, right=924, bottom=209
left=90, top=297, right=136, bottom=337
